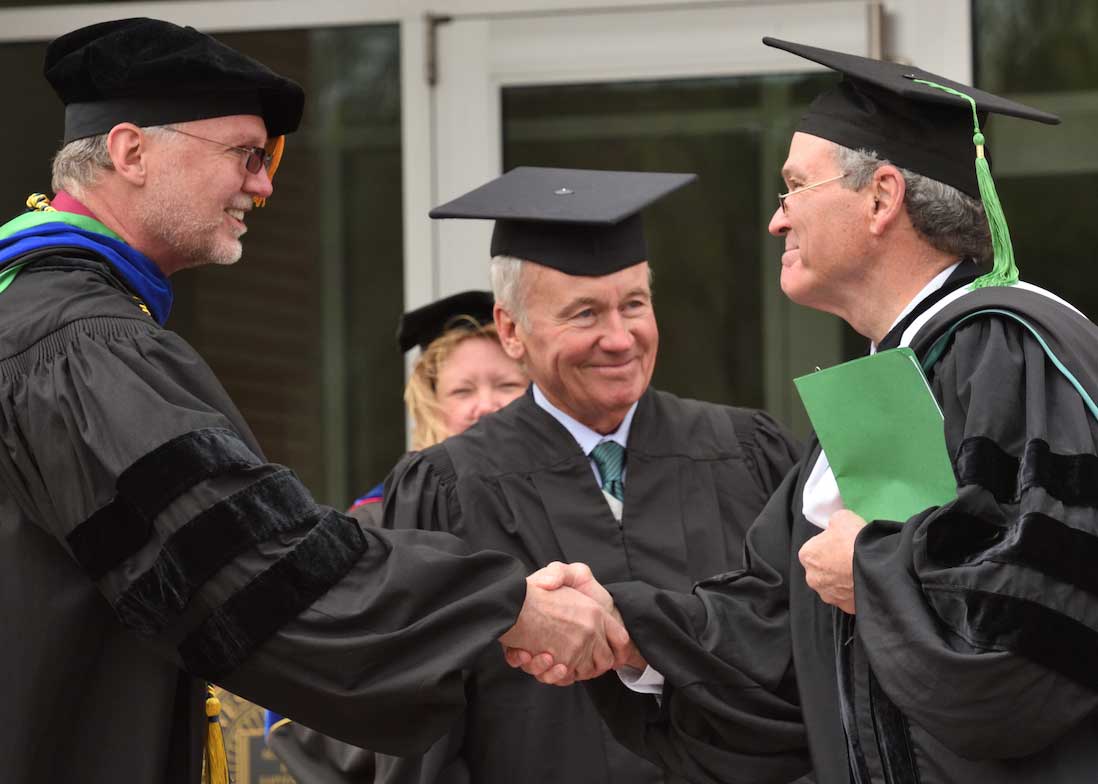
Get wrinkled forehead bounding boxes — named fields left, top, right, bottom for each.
left=781, top=132, right=841, bottom=181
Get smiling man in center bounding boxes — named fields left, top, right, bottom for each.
left=369, top=166, right=802, bottom=784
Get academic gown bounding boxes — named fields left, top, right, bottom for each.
left=592, top=285, right=1098, bottom=784
left=369, top=387, right=802, bottom=784
left=264, top=482, right=390, bottom=783
left=0, top=250, right=527, bottom=783
left=268, top=719, right=376, bottom=784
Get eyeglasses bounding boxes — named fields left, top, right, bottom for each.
left=777, top=172, right=847, bottom=214
left=163, top=126, right=272, bottom=174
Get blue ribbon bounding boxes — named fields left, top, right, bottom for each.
left=0, top=222, right=173, bottom=324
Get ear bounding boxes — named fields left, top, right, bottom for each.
left=105, top=123, right=151, bottom=186
left=868, top=164, right=907, bottom=236
left=494, top=303, right=526, bottom=362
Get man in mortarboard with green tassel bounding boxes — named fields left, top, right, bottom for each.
left=507, top=38, right=1098, bottom=784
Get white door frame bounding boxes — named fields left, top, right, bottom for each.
left=425, top=0, right=878, bottom=426
left=426, top=1, right=874, bottom=294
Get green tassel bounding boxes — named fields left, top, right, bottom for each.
left=911, top=78, right=1018, bottom=288
left=971, top=133, right=1018, bottom=287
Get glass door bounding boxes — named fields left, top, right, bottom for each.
left=428, top=1, right=874, bottom=433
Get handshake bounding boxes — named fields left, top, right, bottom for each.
left=498, top=562, right=646, bottom=686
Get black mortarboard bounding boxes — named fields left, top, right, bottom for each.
left=763, top=37, right=1060, bottom=199
left=397, top=290, right=496, bottom=353
left=45, top=18, right=305, bottom=144
left=429, top=167, right=696, bottom=276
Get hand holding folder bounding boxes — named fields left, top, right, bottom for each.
left=794, top=347, right=957, bottom=524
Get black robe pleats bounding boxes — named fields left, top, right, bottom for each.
left=361, top=387, right=801, bottom=784
left=0, top=252, right=527, bottom=783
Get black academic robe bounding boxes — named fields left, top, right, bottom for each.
left=0, top=251, right=526, bottom=783
left=264, top=487, right=389, bottom=783
left=593, top=285, right=1098, bottom=784
left=368, top=387, right=801, bottom=784
left=268, top=720, right=376, bottom=783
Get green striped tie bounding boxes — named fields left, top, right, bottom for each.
left=590, top=441, right=625, bottom=502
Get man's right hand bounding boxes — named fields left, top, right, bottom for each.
left=501, top=562, right=645, bottom=684
left=498, top=566, right=628, bottom=684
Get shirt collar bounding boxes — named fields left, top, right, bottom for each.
left=870, top=261, right=961, bottom=354
left=51, top=191, right=98, bottom=220
left=532, top=383, right=638, bottom=455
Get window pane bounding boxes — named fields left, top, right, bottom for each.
left=973, top=0, right=1098, bottom=320
left=0, top=40, right=58, bottom=207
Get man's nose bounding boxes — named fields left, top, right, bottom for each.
left=599, top=312, right=635, bottom=352
left=248, top=165, right=275, bottom=200
left=768, top=204, right=790, bottom=237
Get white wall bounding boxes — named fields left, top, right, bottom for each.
left=882, top=0, right=972, bottom=81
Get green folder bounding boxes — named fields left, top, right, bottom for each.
left=793, top=347, right=956, bottom=523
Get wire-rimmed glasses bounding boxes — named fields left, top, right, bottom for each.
left=163, top=126, right=272, bottom=174
left=777, top=172, right=847, bottom=214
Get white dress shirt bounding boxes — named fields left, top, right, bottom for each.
left=532, top=384, right=637, bottom=521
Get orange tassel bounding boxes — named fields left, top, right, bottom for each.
left=253, top=135, right=286, bottom=208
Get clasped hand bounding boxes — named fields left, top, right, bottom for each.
left=498, top=562, right=644, bottom=686
left=798, top=508, right=864, bottom=614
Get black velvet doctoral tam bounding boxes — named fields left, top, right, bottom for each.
left=45, top=17, right=305, bottom=142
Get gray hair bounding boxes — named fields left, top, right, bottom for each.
left=833, top=143, right=992, bottom=264
left=51, top=126, right=174, bottom=197
left=489, top=255, right=529, bottom=328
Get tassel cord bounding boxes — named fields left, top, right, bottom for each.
left=204, top=687, right=230, bottom=784
left=909, top=78, right=1019, bottom=288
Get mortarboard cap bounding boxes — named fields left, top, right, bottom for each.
left=429, top=167, right=696, bottom=276
left=45, top=18, right=305, bottom=144
left=397, top=290, right=496, bottom=353
left=763, top=37, right=1060, bottom=199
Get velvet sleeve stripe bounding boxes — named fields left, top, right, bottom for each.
left=955, top=436, right=1098, bottom=508
left=70, top=499, right=149, bottom=582
left=178, top=509, right=367, bottom=680
left=925, top=585, right=1098, bottom=692
left=67, top=427, right=262, bottom=579
left=114, top=467, right=318, bottom=636
left=927, top=511, right=1098, bottom=598
left=953, top=437, right=1019, bottom=503
left=116, top=428, right=263, bottom=517
left=1020, top=439, right=1098, bottom=507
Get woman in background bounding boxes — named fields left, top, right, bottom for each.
left=267, top=290, right=528, bottom=783
left=347, top=289, right=528, bottom=523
